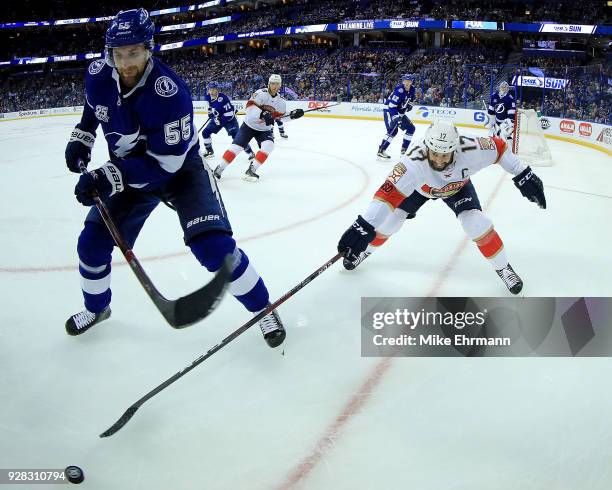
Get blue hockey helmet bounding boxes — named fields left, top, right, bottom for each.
left=401, top=73, right=415, bottom=82
left=105, top=8, right=155, bottom=50
left=207, top=81, right=221, bottom=90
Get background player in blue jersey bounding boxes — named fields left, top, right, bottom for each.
left=201, top=81, right=255, bottom=160
left=487, top=81, right=516, bottom=143
left=63, top=8, right=285, bottom=347
left=377, top=73, right=416, bottom=160
left=275, top=119, right=288, bottom=139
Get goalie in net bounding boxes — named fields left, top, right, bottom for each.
left=487, top=81, right=553, bottom=166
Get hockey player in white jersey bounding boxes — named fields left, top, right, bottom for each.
left=337, top=120, right=547, bottom=294
left=213, top=74, right=303, bottom=181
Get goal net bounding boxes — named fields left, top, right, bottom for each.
left=512, top=108, right=553, bottom=166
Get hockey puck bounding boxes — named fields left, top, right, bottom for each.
left=65, top=466, right=84, bottom=484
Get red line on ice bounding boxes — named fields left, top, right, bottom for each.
left=0, top=151, right=369, bottom=274
left=275, top=173, right=508, bottom=490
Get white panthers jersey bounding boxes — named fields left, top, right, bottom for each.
left=372, top=134, right=523, bottom=210
left=244, top=88, right=287, bottom=131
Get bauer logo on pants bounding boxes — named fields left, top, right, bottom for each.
left=186, top=215, right=221, bottom=228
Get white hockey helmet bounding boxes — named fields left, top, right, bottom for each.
left=424, top=119, right=459, bottom=154
left=499, top=81, right=509, bottom=96
left=268, top=74, right=282, bottom=87
left=423, top=120, right=459, bottom=171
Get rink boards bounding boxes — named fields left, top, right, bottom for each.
left=2, top=101, right=611, bottom=155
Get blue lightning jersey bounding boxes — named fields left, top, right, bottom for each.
left=488, top=91, right=516, bottom=124
left=384, top=84, right=416, bottom=117
left=205, top=92, right=236, bottom=126
left=80, top=57, right=199, bottom=190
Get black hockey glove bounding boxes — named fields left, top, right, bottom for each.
left=338, top=215, right=376, bottom=261
left=289, top=109, right=304, bottom=120
left=260, top=109, right=274, bottom=126
left=65, top=124, right=96, bottom=173
left=75, top=163, right=124, bottom=206
left=513, top=166, right=546, bottom=209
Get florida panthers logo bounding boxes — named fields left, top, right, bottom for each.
left=422, top=180, right=468, bottom=198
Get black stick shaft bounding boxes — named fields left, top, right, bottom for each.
left=100, top=252, right=343, bottom=437
left=197, top=116, right=211, bottom=133
left=280, top=102, right=341, bottom=120
left=79, top=162, right=165, bottom=299
left=77, top=162, right=231, bottom=328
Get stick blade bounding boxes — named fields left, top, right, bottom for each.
left=99, top=406, right=139, bottom=438
left=167, top=254, right=233, bottom=328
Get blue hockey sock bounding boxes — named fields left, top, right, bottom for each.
left=189, top=232, right=269, bottom=312
left=77, top=223, right=114, bottom=313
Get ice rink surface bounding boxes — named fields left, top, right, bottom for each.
left=1, top=113, right=611, bottom=489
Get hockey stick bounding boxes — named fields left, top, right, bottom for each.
left=197, top=116, right=211, bottom=133
left=279, top=102, right=341, bottom=120
left=99, top=251, right=344, bottom=437
left=78, top=161, right=232, bottom=328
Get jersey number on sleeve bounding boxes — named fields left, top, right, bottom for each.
left=164, top=114, right=191, bottom=145
left=406, top=146, right=428, bottom=161
left=459, top=135, right=477, bottom=151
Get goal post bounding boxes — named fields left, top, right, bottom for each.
left=512, top=108, right=553, bottom=166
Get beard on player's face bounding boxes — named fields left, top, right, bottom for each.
left=113, top=44, right=149, bottom=87
left=427, top=149, right=454, bottom=171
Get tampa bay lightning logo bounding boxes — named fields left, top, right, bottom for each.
left=106, top=129, right=144, bottom=158
left=495, top=103, right=505, bottom=114
left=155, top=76, right=178, bottom=97
left=88, top=59, right=106, bottom=75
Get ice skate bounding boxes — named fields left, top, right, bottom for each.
left=343, top=251, right=371, bottom=271
left=496, top=264, right=523, bottom=295
left=244, top=166, right=259, bottom=182
left=213, top=164, right=224, bottom=180
left=65, top=307, right=111, bottom=336
left=377, top=149, right=391, bottom=160
left=258, top=308, right=286, bottom=348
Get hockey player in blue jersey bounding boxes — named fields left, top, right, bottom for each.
left=275, top=119, right=288, bottom=139
left=63, top=9, right=285, bottom=347
left=487, top=81, right=516, bottom=143
left=377, top=73, right=417, bottom=160
left=201, top=81, right=256, bottom=160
